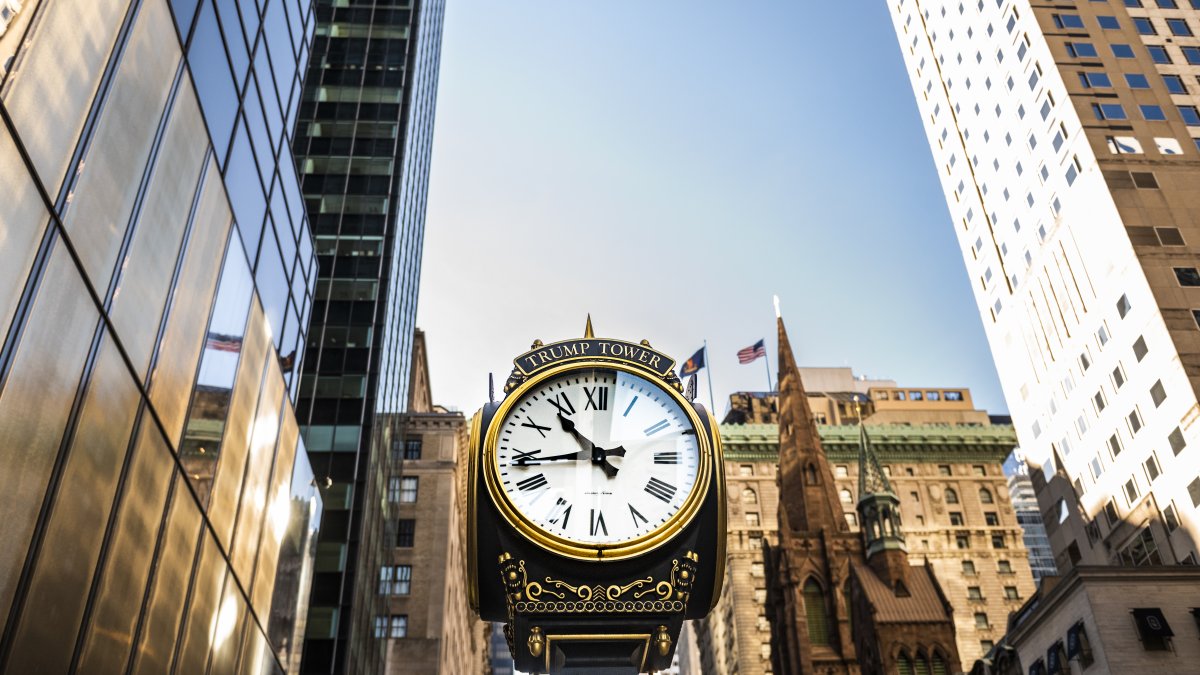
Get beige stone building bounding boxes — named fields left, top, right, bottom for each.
left=696, top=370, right=1037, bottom=673
left=380, top=331, right=489, bottom=674
left=971, top=566, right=1200, bottom=674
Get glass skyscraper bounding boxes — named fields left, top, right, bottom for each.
left=293, top=0, right=444, bottom=672
left=0, top=0, right=321, bottom=672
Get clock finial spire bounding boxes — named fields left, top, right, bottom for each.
left=584, top=314, right=595, bottom=338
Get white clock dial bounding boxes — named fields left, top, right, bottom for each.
left=494, top=368, right=701, bottom=546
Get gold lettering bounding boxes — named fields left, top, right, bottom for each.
left=523, top=356, right=540, bottom=370
left=537, top=351, right=552, bottom=365
left=649, top=355, right=662, bottom=370
left=580, top=342, right=592, bottom=354
left=562, top=344, right=579, bottom=357
left=549, top=346, right=563, bottom=359
left=637, top=350, right=651, bottom=364
left=599, top=342, right=610, bottom=356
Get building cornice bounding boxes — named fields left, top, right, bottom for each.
left=719, top=423, right=1017, bottom=463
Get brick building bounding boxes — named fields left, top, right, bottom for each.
left=696, top=341, right=1036, bottom=672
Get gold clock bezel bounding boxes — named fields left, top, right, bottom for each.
left=482, top=360, right=712, bottom=562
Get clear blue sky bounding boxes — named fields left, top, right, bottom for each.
left=416, top=1, right=1010, bottom=418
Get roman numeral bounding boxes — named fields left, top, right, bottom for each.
left=516, top=474, right=548, bottom=492
left=512, top=448, right=541, bottom=464
left=653, top=451, right=680, bottom=465
left=628, top=504, right=649, bottom=527
left=645, top=477, right=677, bottom=503
left=521, top=418, right=552, bottom=437
left=590, top=509, right=608, bottom=537
left=584, top=386, right=609, bottom=411
left=547, top=392, right=575, bottom=416
left=548, top=498, right=572, bottom=528
left=644, top=419, right=670, bottom=436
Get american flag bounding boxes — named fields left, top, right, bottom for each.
left=737, top=339, right=766, bottom=364
left=205, top=333, right=243, bottom=353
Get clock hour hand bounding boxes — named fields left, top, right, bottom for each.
left=558, top=413, right=621, bottom=477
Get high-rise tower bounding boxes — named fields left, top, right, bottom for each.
left=888, top=0, right=1200, bottom=572
left=0, top=0, right=322, bottom=672
left=293, top=1, right=444, bottom=672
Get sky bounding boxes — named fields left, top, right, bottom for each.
left=415, top=1, right=1010, bottom=419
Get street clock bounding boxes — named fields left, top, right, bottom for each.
left=467, top=323, right=726, bottom=673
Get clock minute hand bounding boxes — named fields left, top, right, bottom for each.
left=512, top=450, right=588, bottom=466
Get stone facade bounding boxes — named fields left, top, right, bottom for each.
left=380, top=331, right=489, bottom=674
left=972, top=566, right=1200, bottom=674
left=697, top=364, right=1036, bottom=672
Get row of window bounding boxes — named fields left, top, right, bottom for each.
left=372, top=614, right=407, bottom=638
left=1055, top=11, right=1199, bottom=37
left=1091, top=102, right=1200, bottom=126
left=1079, top=71, right=1199, bottom=96
left=378, top=564, right=412, bottom=595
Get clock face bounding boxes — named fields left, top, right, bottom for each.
left=493, top=368, right=701, bottom=547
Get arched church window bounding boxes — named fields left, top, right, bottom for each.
left=805, top=464, right=819, bottom=485
left=896, top=653, right=914, bottom=675
left=931, top=650, right=948, bottom=675
left=743, top=487, right=758, bottom=504
left=914, top=651, right=931, bottom=675
left=945, top=488, right=959, bottom=504
left=979, top=488, right=994, bottom=504
left=802, top=578, right=831, bottom=646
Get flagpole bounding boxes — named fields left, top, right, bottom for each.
left=703, top=339, right=717, bottom=415
left=763, top=348, right=773, bottom=393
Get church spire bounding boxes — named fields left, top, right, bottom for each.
left=854, top=417, right=909, bottom=590
left=776, top=314, right=847, bottom=534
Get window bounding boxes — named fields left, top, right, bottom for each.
left=400, top=476, right=418, bottom=502
left=1185, top=47, right=1200, bottom=65
left=975, top=613, right=990, bottom=629
left=1054, top=14, right=1086, bottom=29
left=1091, top=454, right=1105, bottom=480
left=387, top=477, right=401, bottom=502
left=1004, top=586, right=1020, bottom=600
left=957, top=535, right=970, bottom=549
left=1094, top=390, right=1107, bottom=413
left=840, top=489, right=853, bottom=503
left=1126, top=73, right=1150, bottom=89
left=981, top=640, right=995, bottom=653
left=945, top=488, right=959, bottom=504
left=1078, top=72, right=1111, bottom=88
left=1164, top=504, right=1180, bottom=531
left=1144, top=454, right=1161, bottom=483
left=968, top=586, right=984, bottom=600
left=1132, top=172, right=1158, bottom=189
left=1105, top=499, right=1120, bottom=526
left=1190, top=477, right=1200, bottom=507
left=1128, top=408, right=1144, bottom=435
left=1067, top=42, right=1099, bottom=58
left=1179, top=105, right=1200, bottom=126
left=403, top=437, right=422, bottom=460
left=1093, top=102, right=1128, bottom=120
left=742, top=487, right=758, bottom=504
left=1169, top=427, right=1187, bottom=455
left=973, top=465, right=986, bottom=476
left=1163, top=75, right=1186, bottom=94
left=374, top=615, right=388, bottom=638
left=1133, top=336, right=1148, bottom=362
left=1125, top=477, right=1140, bottom=504
left=962, top=560, right=976, bottom=576
left=835, top=465, right=849, bottom=478
left=992, top=534, right=1007, bottom=549
left=845, top=512, right=858, bottom=527
left=1133, top=17, right=1157, bottom=35
left=1148, top=46, right=1172, bottom=64
left=739, top=464, right=753, bottom=476
left=746, top=512, right=761, bottom=526
left=985, top=512, right=1000, bottom=526
left=1141, top=105, right=1167, bottom=121
left=803, top=579, right=832, bottom=646
left=939, top=465, right=951, bottom=476
left=1112, top=44, right=1135, bottom=58
left=751, top=562, right=764, bottom=577
left=389, top=615, right=408, bottom=638
left=998, top=560, right=1013, bottom=574
left=979, top=488, right=994, bottom=504
left=749, top=532, right=763, bottom=550
left=950, top=512, right=965, bottom=526
left=1168, top=18, right=1193, bottom=36
left=1150, top=380, right=1167, bottom=407
left=1113, top=364, right=1126, bottom=389
left=1098, top=15, right=1120, bottom=29
left=380, top=565, right=412, bottom=595
left=396, top=519, right=415, bottom=547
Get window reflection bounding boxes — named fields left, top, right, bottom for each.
left=179, top=236, right=253, bottom=508
left=187, top=3, right=238, bottom=160
left=267, top=444, right=322, bottom=672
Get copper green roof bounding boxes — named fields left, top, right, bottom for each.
left=719, top=423, right=1017, bottom=463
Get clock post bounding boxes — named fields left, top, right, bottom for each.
left=466, top=323, right=726, bottom=673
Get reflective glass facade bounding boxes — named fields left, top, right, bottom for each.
left=293, top=0, right=444, bottom=672
left=0, top=0, right=320, bottom=672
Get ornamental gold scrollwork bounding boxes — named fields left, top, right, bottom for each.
left=497, top=551, right=700, bottom=616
